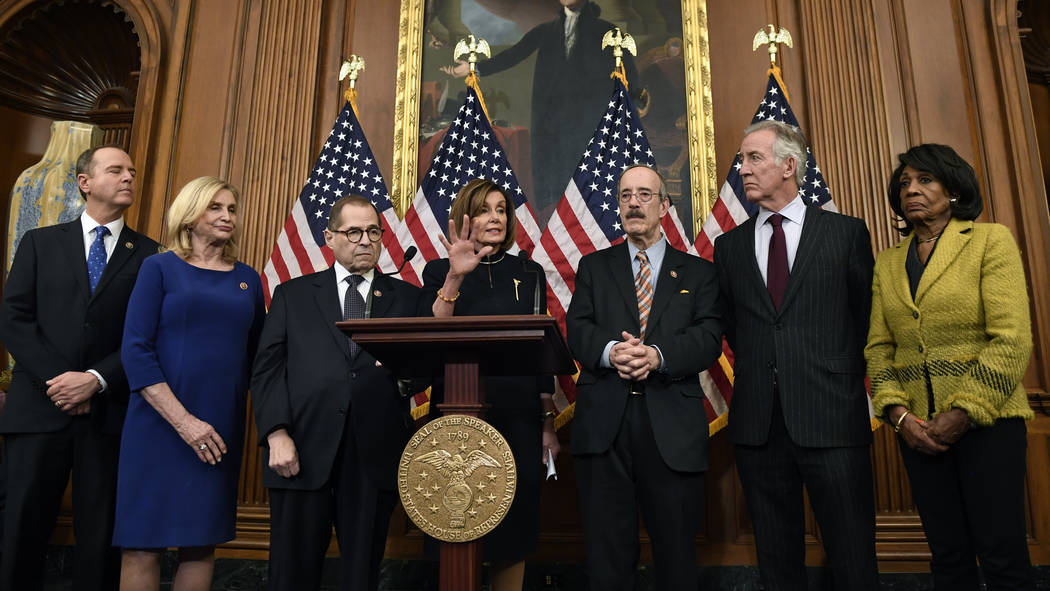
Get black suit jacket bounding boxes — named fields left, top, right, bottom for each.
left=566, top=242, right=723, bottom=472
left=251, top=268, right=421, bottom=491
left=0, top=219, right=159, bottom=435
left=713, top=207, right=874, bottom=448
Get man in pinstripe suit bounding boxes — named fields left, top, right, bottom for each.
left=713, top=121, right=879, bottom=590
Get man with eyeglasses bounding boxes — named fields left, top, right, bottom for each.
left=566, top=163, right=724, bottom=590
left=251, top=194, right=421, bottom=590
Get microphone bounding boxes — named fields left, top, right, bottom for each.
left=392, top=246, right=417, bottom=276
left=517, top=250, right=542, bottom=315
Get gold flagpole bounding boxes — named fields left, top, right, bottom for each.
left=752, top=25, right=794, bottom=102
left=454, top=35, right=493, bottom=121
left=339, top=54, right=365, bottom=116
left=602, top=27, right=637, bottom=90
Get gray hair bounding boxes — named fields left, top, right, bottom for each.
left=618, top=163, right=669, bottom=201
left=743, top=120, right=808, bottom=186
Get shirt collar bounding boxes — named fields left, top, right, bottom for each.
left=756, top=192, right=806, bottom=226
left=564, top=5, right=581, bottom=18
left=334, top=262, right=375, bottom=287
left=626, top=233, right=667, bottom=260
left=80, top=212, right=124, bottom=240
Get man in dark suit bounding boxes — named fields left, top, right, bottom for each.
left=444, top=0, right=640, bottom=213
left=566, top=164, right=723, bottom=590
left=713, top=120, right=878, bottom=590
left=0, top=144, right=159, bottom=590
left=251, top=195, right=421, bottom=591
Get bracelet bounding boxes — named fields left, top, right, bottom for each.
left=436, top=289, right=460, bottom=303
left=893, top=410, right=911, bottom=433
left=541, top=410, right=556, bottom=421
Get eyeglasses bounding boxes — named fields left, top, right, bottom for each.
left=335, top=226, right=384, bottom=243
left=618, top=190, right=657, bottom=203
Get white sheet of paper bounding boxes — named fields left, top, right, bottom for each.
left=545, top=448, right=558, bottom=480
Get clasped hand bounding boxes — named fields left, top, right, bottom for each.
left=893, top=406, right=970, bottom=455
left=46, top=371, right=98, bottom=415
left=610, top=331, right=661, bottom=381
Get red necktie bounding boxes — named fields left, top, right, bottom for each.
left=767, top=213, right=789, bottom=311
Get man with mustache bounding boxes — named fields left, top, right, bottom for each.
left=0, top=145, right=159, bottom=590
left=566, top=163, right=723, bottom=590
left=713, top=120, right=878, bottom=590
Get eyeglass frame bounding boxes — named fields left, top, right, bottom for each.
left=332, top=225, right=385, bottom=243
left=618, top=189, right=658, bottom=204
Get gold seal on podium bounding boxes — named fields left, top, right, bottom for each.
left=398, top=415, right=517, bottom=542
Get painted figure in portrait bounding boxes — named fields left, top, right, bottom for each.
left=421, top=0, right=692, bottom=233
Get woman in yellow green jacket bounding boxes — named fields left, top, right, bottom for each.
left=866, top=144, right=1034, bottom=590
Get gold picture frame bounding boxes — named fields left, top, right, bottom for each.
left=391, top=0, right=717, bottom=235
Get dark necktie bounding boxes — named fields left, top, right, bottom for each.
left=635, top=251, right=653, bottom=339
left=87, top=226, right=110, bottom=293
left=766, top=213, right=789, bottom=311
left=343, top=274, right=366, bottom=357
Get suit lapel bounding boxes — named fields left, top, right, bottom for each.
left=89, top=226, right=140, bottom=302
left=645, top=246, right=683, bottom=335
left=369, top=273, right=395, bottom=319
left=739, top=217, right=776, bottom=317
left=886, top=236, right=916, bottom=307
left=313, top=268, right=351, bottom=361
left=916, top=218, right=972, bottom=304
left=778, top=206, right=826, bottom=315
left=608, top=243, right=640, bottom=328
left=61, top=220, right=90, bottom=300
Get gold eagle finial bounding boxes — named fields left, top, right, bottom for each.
left=601, top=27, right=637, bottom=69
left=752, top=25, right=793, bottom=67
left=454, top=35, right=491, bottom=73
left=339, top=55, right=365, bottom=89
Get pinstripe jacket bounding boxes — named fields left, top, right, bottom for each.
left=713, top=206, right=874, bottom=448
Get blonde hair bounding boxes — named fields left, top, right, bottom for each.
left=166, top=176, right=241, bottom=263
left=449, top=178, right=516, bottom=253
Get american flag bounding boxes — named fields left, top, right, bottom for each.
left=260, top=100, right=406, bottom=303
left=394, top=83, right=543, bottom=287
left=695, top=71, right=835, bottom=260
left=531, top=77, right=722, bottom=420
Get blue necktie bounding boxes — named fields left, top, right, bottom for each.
left=88, top=226, right=110, bottom=293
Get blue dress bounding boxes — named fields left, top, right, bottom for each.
left=113, top=251, right=264, bottom=548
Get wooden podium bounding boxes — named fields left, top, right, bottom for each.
left=337, top=314, right=575, bottom=591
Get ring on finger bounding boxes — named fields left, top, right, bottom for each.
left=199, top=443, right=208, bottom=451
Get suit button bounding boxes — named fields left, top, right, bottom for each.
left=338, top=408, right=347, bottom=414
left=84, top=322, right=93, bottom=330
left=350, top=372, right=357, bottom=379
left=912, top=311, right=919, bottom=319
left=775, top=323, right=783, bottom=331
left=767, top=361, right=775, bottom=369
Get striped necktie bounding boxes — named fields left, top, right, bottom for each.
left=635, top=251, right=653, bottom=339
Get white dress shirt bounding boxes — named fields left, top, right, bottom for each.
left=334, top=263, right=374, bottom=316
left=754, top=193, right=806, bottom=286
left=79, top=213, right=125, bottom=392
left=80, top=213, right=124, bottom=263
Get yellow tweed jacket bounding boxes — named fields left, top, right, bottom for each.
left=865, top=218, right=1033, bottom=426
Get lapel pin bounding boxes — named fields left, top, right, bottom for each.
left=125, top=241, right=133, bottom=249
left=239, top=282, right=248, bottom=290
left=679, top=289, right=690, bottom=294
left=374, top=289, right=382, bottom=297
left=670, top=270, right=678, bottom=278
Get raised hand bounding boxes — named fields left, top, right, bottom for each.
left=438, top=214, right=494, bottom=279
